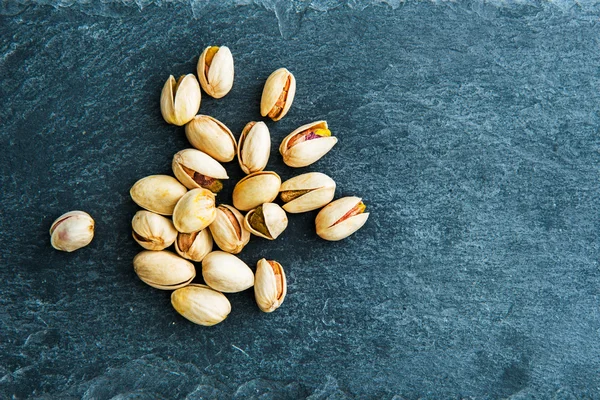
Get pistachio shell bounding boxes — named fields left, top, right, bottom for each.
left=260, top=68, right=296, bottom=121
left=315, top=196, right=369, bottom=241
left=208, top=204, right=250, bottom=254
left=244, top=203, right=288, bottom=240
left=232, top=171, right=281, bottom=211
left=172, top=148, right=228, bottom=192
left=202, top=251, right=254, bottom=293
left=160, top=74, right=201, bottom=126
left=185, top=115, right=237, bottom=162
left=171, top=284, right=231, bottom=326
left=133, top=250, right=196, bottom=290
left=130, top=175, right=188, bottom=216
left=280, top=172, right=336, bottom=213
left=172, top=188, right=217, bottom=233
left=132, top=210, right=178, bottom=251
left=254, top=259, right=286, bottom=313
left=279, top=121, right=338, bottom=168
left=197, top=46, right=234, bottom=99
left=237, top=121, right=271, bottom=174
left=50, top=211, right=95, bottom=252
left=174, top=229, right=213, bottom=262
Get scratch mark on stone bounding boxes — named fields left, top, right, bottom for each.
left=231, top=344, right=251, bottom=358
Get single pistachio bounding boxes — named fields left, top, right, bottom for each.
left=171, top=284, right=231, bottom=326
left=244, top=203, right=288, bottom=240
left=315, top=196, right=369, bottom=241
left=197, top=46, right=234, bottom=99
left=208, top=204, right=250, bottom=254
left=133, top=250, right=195, bottom=290
left=280, top=172, right=336, bottom=213
left=174, top=229, right=213, bottom=262
left=254, top=258, right=286, bottom=313
left=237, top=121, right=271, bottom=174
left=131, top=210, right=178, bottom=251
left=185, top=115, right=237, bottom=163
left=172, top=188, right=217, bottom=233
left=50, top=210, right=95, bottom=252
left=260, top=68, right=296, bottom=121
left=172, top=148, right=228, bottom=193
left=130, top=175, right=188, bottom=216
left=202, top=251, right=254, bottom=293
left=279, top=120, right=338, bottom=168
left=232, top=171, right=281, bottom=211
left=160, top=74, right=201, bottom=126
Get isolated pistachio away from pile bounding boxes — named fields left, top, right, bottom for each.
left=50, top=211, right=95, bottom=252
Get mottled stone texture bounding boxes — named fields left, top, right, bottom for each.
left=1, top=1, right=599, bottom=398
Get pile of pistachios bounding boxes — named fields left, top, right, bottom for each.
left=50, top=46, right=369, bottom=326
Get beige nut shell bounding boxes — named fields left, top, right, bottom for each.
left=131, top=210, right=178, bottom=251
left=254, top=259, right=287, bottom=313
left=174, top=229, right=213, bottom=262
left=133, top=250, right=196, bottom=290
left=171, top=284, right=231, bottom=326
left=50, top=210, right=95, bottom=252
left=280, top=172, right=336, bottom=213
left=172, top=148, right=229, bottom=190
left=279, top=121, right=338, bottom=168
left=160, top=74, right=201, bottom=126
left=260, top=68, right=296, bottom=121
left=130, top=175, right=188, bottom=216
left=232, top=171, right=281, bottom=211
left=185, top=115, right=237, bottom=163
left=315, top=196, right=369, bottom=241
left=172, top=188, right=217, bottom=233
left=208, top=205, right=251, bottom=254
left=237, top=121, right=271, bottom=174
left=244, top=203, right=288, bottom=240
left=202, top=251, right=254, bottom=293
left=197, top=46, right=234, bottom=99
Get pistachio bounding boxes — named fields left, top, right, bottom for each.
left=130, top=175, right=188, bottom=216
left=254, top=259, right=286, bottom=313
left=244, top=203, right=288, bottom=240
left=197, top=46, right=234, bottom=99
left=185, top=115, right=237, bottom=163
left=279, top=121, right=338, bottom=167
left=172, top=148, right=228, bottom=193
left=202, top=251, right=254, bottom=293
left=172, top=188, right=217, bottom=233
left=237, top=121, right=271, bottom=174
left=50, top=210, right=95, bottom=252
left=160, top=74, right=201, bottom=126
left=232, top=171, right=281, bottom=211
left=315, top=196, right=369, bottom=241
left=174, top=229, right=213, bottom=262
left=171, top=284, right=231, bottom=326
left=133, top=250, right=195, bottom=290
left=208, top=204, right=250, bottom=254
left=260, top=68, right=296, bottom=121
left=131, top=210, right=178, bottom=251
left=280, top=172, right=336, bottom=213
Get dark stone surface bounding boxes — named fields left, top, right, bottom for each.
left=1, top=1, right=599, bottom=398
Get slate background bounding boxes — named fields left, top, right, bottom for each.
left=1, top=0, right=599, bottom=398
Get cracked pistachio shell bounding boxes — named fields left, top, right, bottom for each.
left=130, top=175, right=188, bottom=216
left=174, top=229, right=213, bottom=262
left=50, top=211, right=95, bottom=252
left=208, top=205, right=250, bottom=254
left=202, top=251, right=254, bottom=293
left=171, top=284, right=231, bottom=326
left=131, top=210, right=177, bottom=251
left=254, top=259, right=286, bottom=313
left=237, top=121, right=271, bottom=174
left=172, top=148, right=228, bottom=192
left=133, top=250, right=195, bottom=290
left=244, top=203, right=288, bottom=240
left=280, top=172, right=336, bottom=213
left=160, top=74, right=201, bottom=126
left=279, top=121, right=338, bottom=168
left=172, top=188, right=217, bottom=233
left=260, top=68, right=296, bottom=121
left=315, top=196, right=369, bottom=241
left=197, top=46, right=234, bottom=99
left=232, top=171, right=281, bottom=211
left=185, top=115, right=237, bottom=163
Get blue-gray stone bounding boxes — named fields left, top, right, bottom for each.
left=1, top=1, right=599, bottom=398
